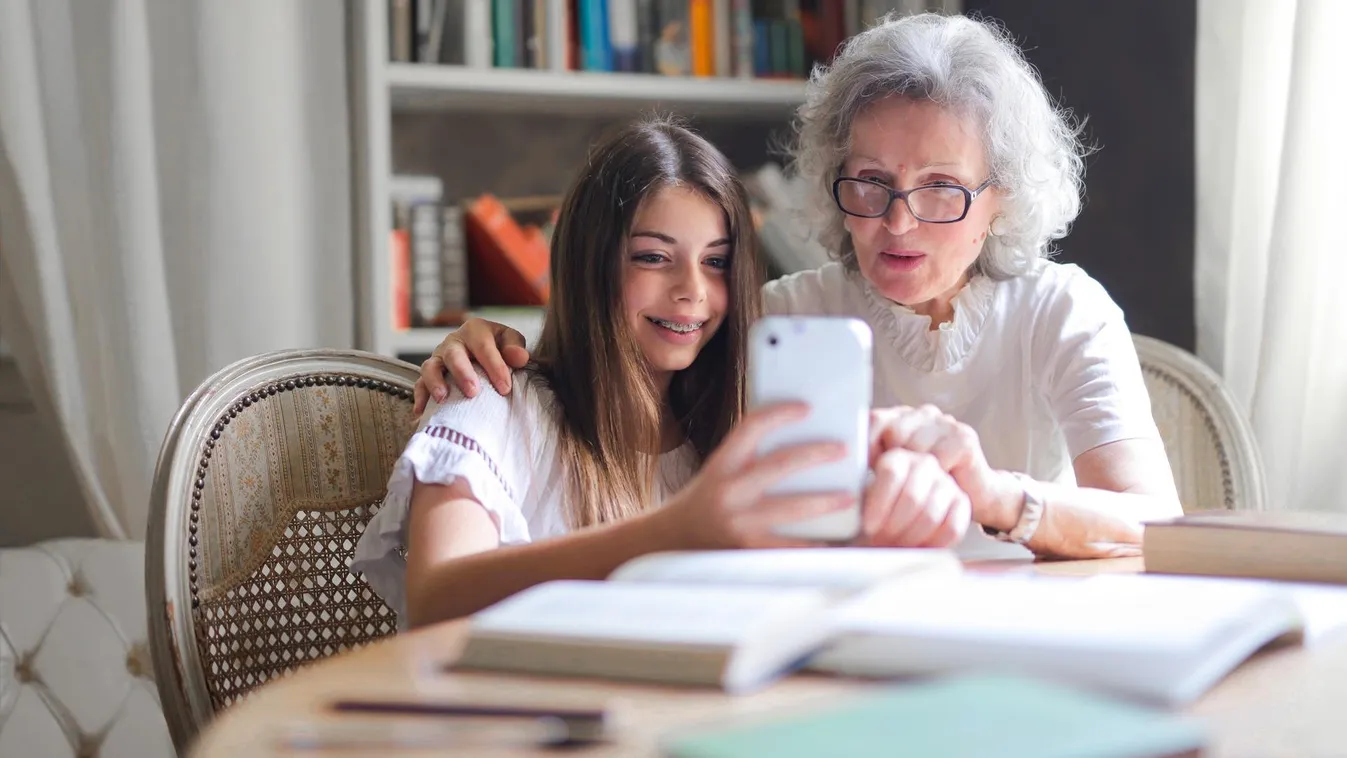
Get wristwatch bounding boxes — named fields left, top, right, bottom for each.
left=991, top=471, right=1045, bottom=546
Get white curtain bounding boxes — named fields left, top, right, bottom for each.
left=0, top=0, right=354, bottom=539
left=1196, top=0, right=1347, bottom=512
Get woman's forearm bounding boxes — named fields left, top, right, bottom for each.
left=1015, top=482, right=1179, bottom=559
left=405, top=506, right=681, bottom=628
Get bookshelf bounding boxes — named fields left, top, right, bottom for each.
left=349, top=0, right=810, bottom=361
left=388, top=63, right=807, bottom=116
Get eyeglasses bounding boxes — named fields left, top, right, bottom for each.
left=832, top=176, right=994, bottom=223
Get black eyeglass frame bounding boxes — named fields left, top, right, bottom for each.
left=831, top=176, right=995, bottom=223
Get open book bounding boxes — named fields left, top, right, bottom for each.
left=451, top=548, right=961, bottom=693
left=809, top=572, right=1305, bottom=707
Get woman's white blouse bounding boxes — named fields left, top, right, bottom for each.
left=351, top=368, right=699, bottom=627
left=763, top=260, right=1161, bottom=486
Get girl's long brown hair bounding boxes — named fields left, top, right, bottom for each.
left=527, top=118, right=763, bottom=529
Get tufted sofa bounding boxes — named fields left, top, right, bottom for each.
left=0, top=539, right=174, bottom=758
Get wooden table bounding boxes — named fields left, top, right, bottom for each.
left=190, top=557, right=1347, bottom=757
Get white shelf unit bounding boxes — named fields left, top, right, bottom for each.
left=349, top=0, right=808, bottom=360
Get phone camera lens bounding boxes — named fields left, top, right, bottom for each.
left=768, top=335, right=778, bottom=346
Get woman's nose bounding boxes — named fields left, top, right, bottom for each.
left=883, top=196, right=920, bottom=235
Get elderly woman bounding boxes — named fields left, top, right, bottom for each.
left=412, top=13, right=1182, bottom=558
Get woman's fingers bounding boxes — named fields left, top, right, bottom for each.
left=441, top=342, right=482, bottom=399
left=921, top=485, right=971, bottom=548
left=462, top=330, right=514, bottom=396
left=861, top=447, right=908, bottom=536
left=418, top=355, right=451, bottom=408
left=869, top=404, right=943, bottom=460
left=412, top=377, right=433, bottom=417
left=501, top=343, right=532, bottom=370
left=880, top=455, right=941, bottom=545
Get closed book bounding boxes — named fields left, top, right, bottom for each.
left=1144, top=510, right=1347, bottom=584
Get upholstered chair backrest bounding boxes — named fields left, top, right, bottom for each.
left=145, top=349, right=419, bottom=752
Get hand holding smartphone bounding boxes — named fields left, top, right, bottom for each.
left=747, top=316, right=873, bottom=543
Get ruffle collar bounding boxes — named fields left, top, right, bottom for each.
left=855, top=272, right=997, bottom=373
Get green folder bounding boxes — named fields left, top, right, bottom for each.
left=664, top=675, right=1206, bottom=758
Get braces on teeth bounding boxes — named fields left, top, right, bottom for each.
left=649, top=318, right=702, bottom=333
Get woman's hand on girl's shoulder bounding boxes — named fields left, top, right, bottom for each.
left=413, top=318, right=533, bottom=414
left=653, top=402, right=859, bottom=549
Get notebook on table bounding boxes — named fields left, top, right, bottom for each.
left=662, top=674, right=1206, bottom=758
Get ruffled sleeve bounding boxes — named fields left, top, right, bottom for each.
left=352, top=367, right=545, bottom=626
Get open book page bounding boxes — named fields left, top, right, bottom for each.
left=1130, top=574, right=1347, bottom=646
left=607, top=548, right=961, bottom=593
left=829, top=572, right=1297, bottom=653
left=469, top=580, right=830, bottom=646
left=1283, top=584, right=1347, bottom=644
left=814, top=572, right=1303, bottom=705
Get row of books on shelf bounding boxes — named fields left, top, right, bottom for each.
left=390, top=0, right=956, bottom=80
left=389, top=163, right=830, bottom=330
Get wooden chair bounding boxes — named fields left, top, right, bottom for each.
left=145, top=349, right=419, bottom=752
left=1133, top=334, right=1266, bottom=512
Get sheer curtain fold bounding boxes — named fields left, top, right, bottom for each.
left=1196, top=0, right=1347, bottom=512
left=0, top=0, right=354, bottom=539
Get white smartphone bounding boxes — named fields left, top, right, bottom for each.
left=747, top=316, right=873, bottom=542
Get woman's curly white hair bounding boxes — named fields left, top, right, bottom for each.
left=789, top=12, right=1087, bottom=280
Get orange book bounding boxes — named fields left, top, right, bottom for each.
left=464, top=194, right=550, bottom=306
left=389, top=228, right=411, bottom=330
left=690, top=0, right=714, bottom=77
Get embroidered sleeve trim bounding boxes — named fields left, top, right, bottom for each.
left=421, top=425, right=517, bottom=502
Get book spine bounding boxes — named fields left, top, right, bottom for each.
left=689, top=0, right=713, bottom=76
left=712, top=0, right=731, bottom=77
left=463, top=0, right=493, bottom=66
left=415, top=0, right=436, bottom=61
left=752, top=18, right=769, bottom=76
left=441, top=205, right=470, bottom=311
left=390, top=0, right=414, bottom=61
left=390, top=229, right=412, bottom=330
left=515, top=0, right=530, bottom=66
left=410, top=203, right=444, bottom=325
left=492, top=0, right=517, bottom=66
left=579, top=0, right=611, bottom=71
left=608, top=0, right=640, bottom=72
left=635, top=0, right=657, bottom=72
left=546, top=0, right=571, bottom=69
left=731, top=0, right=753, bottom=78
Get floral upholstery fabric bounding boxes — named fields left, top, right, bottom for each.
left=189, top=377, right=415, bottom=711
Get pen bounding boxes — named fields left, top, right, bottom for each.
left=330, top=698, right=608, bottom=722
left=328, top=699, right=614, bottom=745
